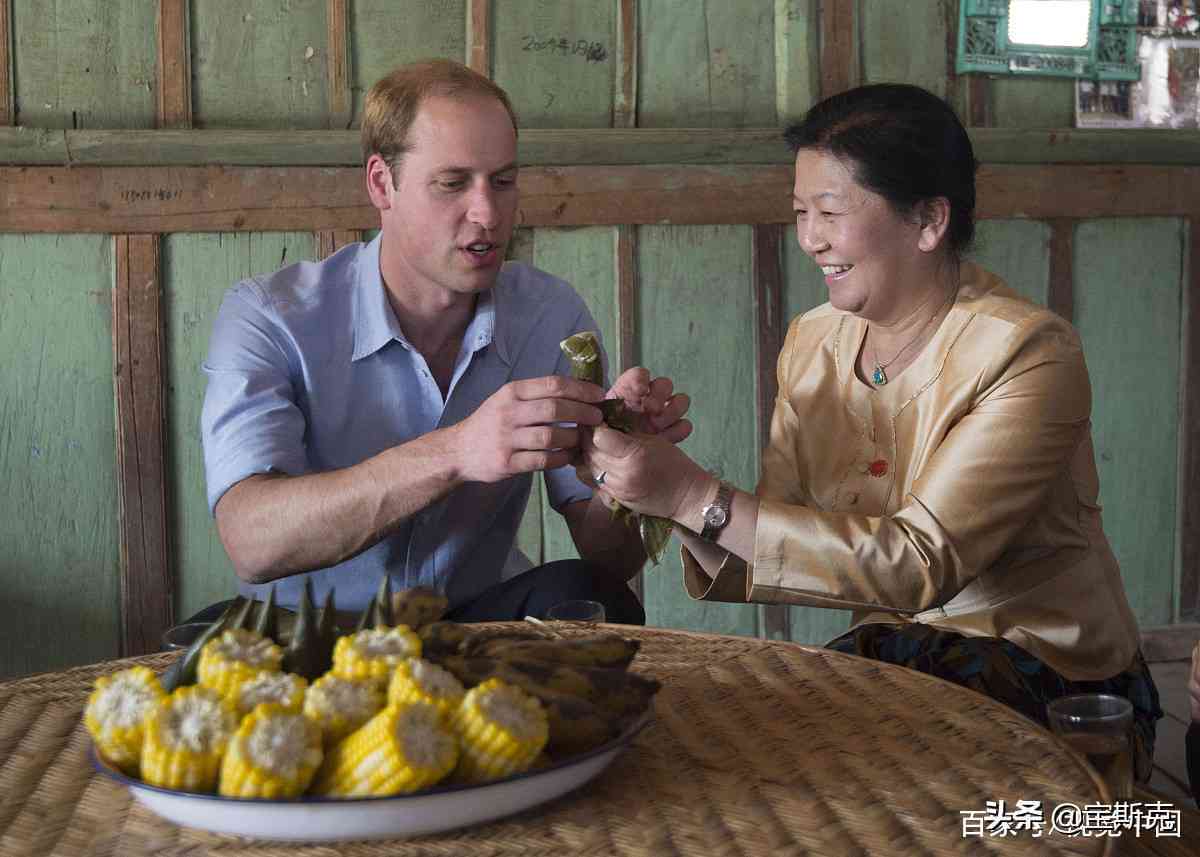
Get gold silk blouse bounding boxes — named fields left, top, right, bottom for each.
left=683, top=261, right=1141, bottom=681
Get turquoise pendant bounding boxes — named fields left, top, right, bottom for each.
left=872, top=365, right=888, bottom=385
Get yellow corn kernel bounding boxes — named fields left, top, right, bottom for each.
left=141, top=685, right=238, bottom=793
left=197, top=629, right=283, bottom=700
left=331, top=626, right=422, bottom=684
left=451, top=678, right=548, bottom=783
left=387, top=657, right=464, bottom=722
left=311, top=701, right=458, bottom=797
left=231, top=670, right=307, bottom=718
left=303, top=673, right=386, bottom=746
left=218, top=703, right=324, bottom=798
left=83, top=666, right=165, bottom=775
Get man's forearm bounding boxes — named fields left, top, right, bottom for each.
left=566, top=495, right=648, bottom=582
left=215, top=427, right=465, bottom=583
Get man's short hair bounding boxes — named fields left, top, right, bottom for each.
left=361, top=58, right=519, bottom=184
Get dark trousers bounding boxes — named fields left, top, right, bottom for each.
left=183, top=559, right=644, bottom=627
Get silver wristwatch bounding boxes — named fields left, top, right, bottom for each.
left=699, top=481, right=734, bottom=542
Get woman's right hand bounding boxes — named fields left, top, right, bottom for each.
left=582, top=424, right=714, bottom=524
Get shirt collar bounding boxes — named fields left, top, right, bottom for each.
left=351, top=233, right=511, bottom=365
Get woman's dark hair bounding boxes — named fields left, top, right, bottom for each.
left=784, top=84, right=977, bottom=255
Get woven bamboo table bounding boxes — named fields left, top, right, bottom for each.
left=1, top=624, right=1189, bottom=856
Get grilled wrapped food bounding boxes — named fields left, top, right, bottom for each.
left=559, top=330, right=674, bottom=564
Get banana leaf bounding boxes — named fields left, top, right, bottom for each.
left=559, top=331, right=674, bottom=565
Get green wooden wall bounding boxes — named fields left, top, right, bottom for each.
left=0, top=1, right=1191, bottom=678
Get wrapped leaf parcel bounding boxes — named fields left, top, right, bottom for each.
left=559, top=331, right=674, bottom=565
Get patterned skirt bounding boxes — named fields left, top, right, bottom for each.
left=826, top=623, right=1163, bottom=782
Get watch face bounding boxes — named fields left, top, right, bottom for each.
left=705, top=506, right=728, bottom=528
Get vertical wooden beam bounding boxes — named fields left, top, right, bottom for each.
left=0, top=0, right=12, bottom=126
left=316, top=229, right=362, bottom=260
left=753, top=225, right=790, bottom=641
left=615, top=224, right=644, bottom=603
left=819, top=0, right=858, bottom=98
left=157, top=0, right=192, bottom=128
left=614, top=0, right=638, bottom=128
left=467, top=0, right=491, bottom=76
left=1181, top=218, right=1200, bottom=622
left=327, top=0, right=351, bottom=129
left=967, top=77, right=991, bottom=128
left=1047, top=218, right=1075, bottom=321
left=113, top=235, right=174, bottom=656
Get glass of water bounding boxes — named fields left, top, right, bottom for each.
left=545, top=599, right=606, bottom=623
left=1047, top=693, right=1134, bottom=800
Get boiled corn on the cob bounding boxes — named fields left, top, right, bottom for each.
left=197, top=629, right=284, bottom=700
left=141, top=685, right=238, bottom=792
left=218, top=703, right=324, bottom=798
left=331, top=626, right=421, bottom=683
left=451, top=678, right=548, bottom=783
left=303, top=673, right=386, bottom=745
left=311, top=701, right=458, bottom=797
left=231, top=670, right=307, bottom=718
left=84, top=666, right=165, bottom=775
left=387, top=657, right=464, bottom=721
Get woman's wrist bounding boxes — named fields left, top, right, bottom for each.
left=672, top=470, right=720, bottom=534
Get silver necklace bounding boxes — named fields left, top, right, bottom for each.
left=869, top=287, right=957, bottom=386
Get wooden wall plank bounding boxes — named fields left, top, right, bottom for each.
left=614, top=0, right=637, bottom=129
left=1182, top=220, right=1200, bottom=623
left=326, top=0, right=350, bottom=130
left=157, top=0, right=192, bottom=128
left=529, top=226, right=620, bottom=569
left=492, top=0, right=615, bottom=128
left=638, top=0, right=776, bottom=128
left=113, top=234, right=173, bottom=656
left=467, top=0, right=491, bottom=76
left=9, top=127, right=1200, bottom=169
left=315, top=229, right=361, bottom=260
left=753, top=225, right=790, bottom=642
left=615, top=224, right=643, bottom=603
left=778, top=230, right=853, bottom=645
left=190, top=0, right=328, bottom=128
left=0, top=236, right=120, bottom=679
left=991, top=78, right=1076, bottom=128
left=819, top=0, right=857, bottom=98
left=969, top=219, right=1052, bottom=307
left=5, top=164, right=1200, bottom=234
left=638, top=225, right=759, bottom=637
left=774, top=0, right=818, bottom=124
left=0, top=0, right=12, bottom=126
left=13, top=0, right=156, bottom=129
left=1074, top=219, right=1185, bottom=629
left=348, top=1, right=466, bottom=125
left=1046, top=219, right=1076, bottom=320
left=861, top=0, right=949, bottom=99
left=164, top=232, right=318, bottom=620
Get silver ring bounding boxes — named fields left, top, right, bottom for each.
left=594, top=470, right=607, bottom=486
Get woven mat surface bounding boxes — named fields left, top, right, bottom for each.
left=0, top=624, right=1177, bottom=857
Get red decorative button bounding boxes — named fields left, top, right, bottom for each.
left=868, top=459, right=889, bottom=477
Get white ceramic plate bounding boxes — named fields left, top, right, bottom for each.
left=91, top=713, right=649, bottom=842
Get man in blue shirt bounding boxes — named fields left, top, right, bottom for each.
left=198, top=59, right=691, bottom=624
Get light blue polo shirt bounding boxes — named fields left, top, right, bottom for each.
left=200, top=234, right=605, bottom=613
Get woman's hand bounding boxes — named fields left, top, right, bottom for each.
left=606, top=368, right=692, bottom=443
left=1190, top=642, right=1200, bottom=722
left=582, top=424, right=713, bottom=522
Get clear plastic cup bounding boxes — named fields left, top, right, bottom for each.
left=545, top=599, right=606, bottom=623
left=1047, top=693, right=1134, bottom=800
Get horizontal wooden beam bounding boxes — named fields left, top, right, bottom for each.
left=5, top=127, right=1200, bottom=168
left=1, top=164, right=1198, bottom=233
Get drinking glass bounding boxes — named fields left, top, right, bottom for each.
left=160, top=621, right=211, bottom=652
left=545, top=599, right=606, bottom=623
left=1047, top=693, right=1134, bottom=800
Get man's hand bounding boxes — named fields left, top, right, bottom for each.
left=450, top=375, right=606, bottom=484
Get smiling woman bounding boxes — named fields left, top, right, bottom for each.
left=580, top=82, right=1164, bottom=784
